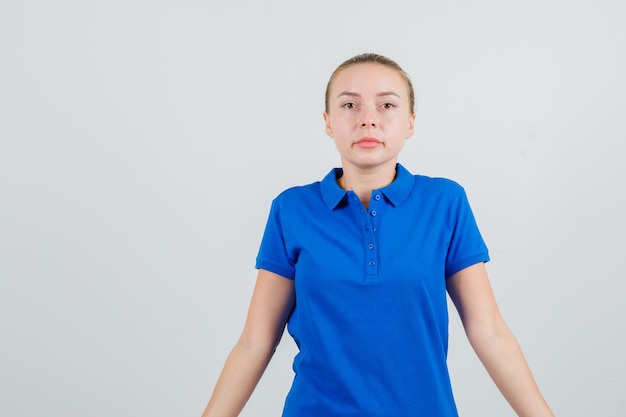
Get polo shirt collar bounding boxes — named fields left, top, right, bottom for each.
left=320, top=163, right=415, bottom=210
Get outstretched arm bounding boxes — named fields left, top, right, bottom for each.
left=446, top=263, right=554, bottom=417
left=201, top=269, right=295, bottom=417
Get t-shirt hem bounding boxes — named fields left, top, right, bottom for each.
left=445, top=252, right=490, bottom=279
left=255, top=258, right=295, bottom=280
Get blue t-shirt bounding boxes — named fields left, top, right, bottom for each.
left=256, top=163, right=490, bottom=417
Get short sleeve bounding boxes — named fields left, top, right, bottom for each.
left=255, top=198, right=296, bottom=279
left=444, top=187, right=490, bottom=278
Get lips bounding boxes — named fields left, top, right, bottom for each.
left=355, top=137, right=382, bottom=148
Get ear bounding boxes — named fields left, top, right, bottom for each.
left=405, top=112, right=416, bottom=139
left=323, top=112, right=334, bottom=138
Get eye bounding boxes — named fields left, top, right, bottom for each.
left=343, top=102, right=356, bottom=109
left=381, top=103, right=396, bottom=109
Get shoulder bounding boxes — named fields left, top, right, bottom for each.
left=273, top=181, right=322, bottom=203
left=412, top=174, right=467, bottom=198
left=264, top=181, right=326, bottom=229
left=268, top=181, right=325, bottom=216
left=401, top=174, right=474, bottom=217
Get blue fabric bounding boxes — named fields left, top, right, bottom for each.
left=256, top=163, right=490, bottom=417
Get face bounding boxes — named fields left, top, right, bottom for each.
left=324, top=63, right=415, bottom=172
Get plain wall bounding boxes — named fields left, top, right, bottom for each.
left=1, top=0, right=625, bottom=416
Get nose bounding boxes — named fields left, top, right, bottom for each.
left=360, top=106, right=378, bottom=128
left=360, top=119, right=377, bottom=128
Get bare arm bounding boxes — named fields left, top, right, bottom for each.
left=201, top=269, right=295, bottom=417
left=446, top=263, right=554, bottom=417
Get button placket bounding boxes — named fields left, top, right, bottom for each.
left=364, top=192, right=382, bottom=281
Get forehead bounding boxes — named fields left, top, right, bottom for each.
left=331, top=63, right=408, bottom=96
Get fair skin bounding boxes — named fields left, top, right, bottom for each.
left=202, top=63, right=554, bottom=417
left=323, top=63, right=415, bottom=208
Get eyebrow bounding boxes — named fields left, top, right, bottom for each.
left=336, top=91, right=401, bottom=99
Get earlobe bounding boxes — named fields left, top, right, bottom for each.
left=323, top=112, right=334, bottom=138
left=405, top=113, right=416, bottom=139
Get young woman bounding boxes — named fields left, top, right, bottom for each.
left=202, top=53, right=554, bottom=417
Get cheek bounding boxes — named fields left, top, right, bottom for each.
left=331, top=115, right=356, bottom=130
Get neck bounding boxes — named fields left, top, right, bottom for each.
left=338, top=160, right=397, bottom=208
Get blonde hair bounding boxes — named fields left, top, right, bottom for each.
left=324, top=53, right=415, bottom=114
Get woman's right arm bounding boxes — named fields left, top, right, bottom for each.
left=201, top=269, right=296, bottom=417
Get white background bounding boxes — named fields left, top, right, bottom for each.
left=1, top=1, right=625, bottom=416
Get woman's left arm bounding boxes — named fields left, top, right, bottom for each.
left=446, top=263, right=555, bottom=417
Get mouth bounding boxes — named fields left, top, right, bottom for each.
left=354, top=137, right=382, bottom=149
